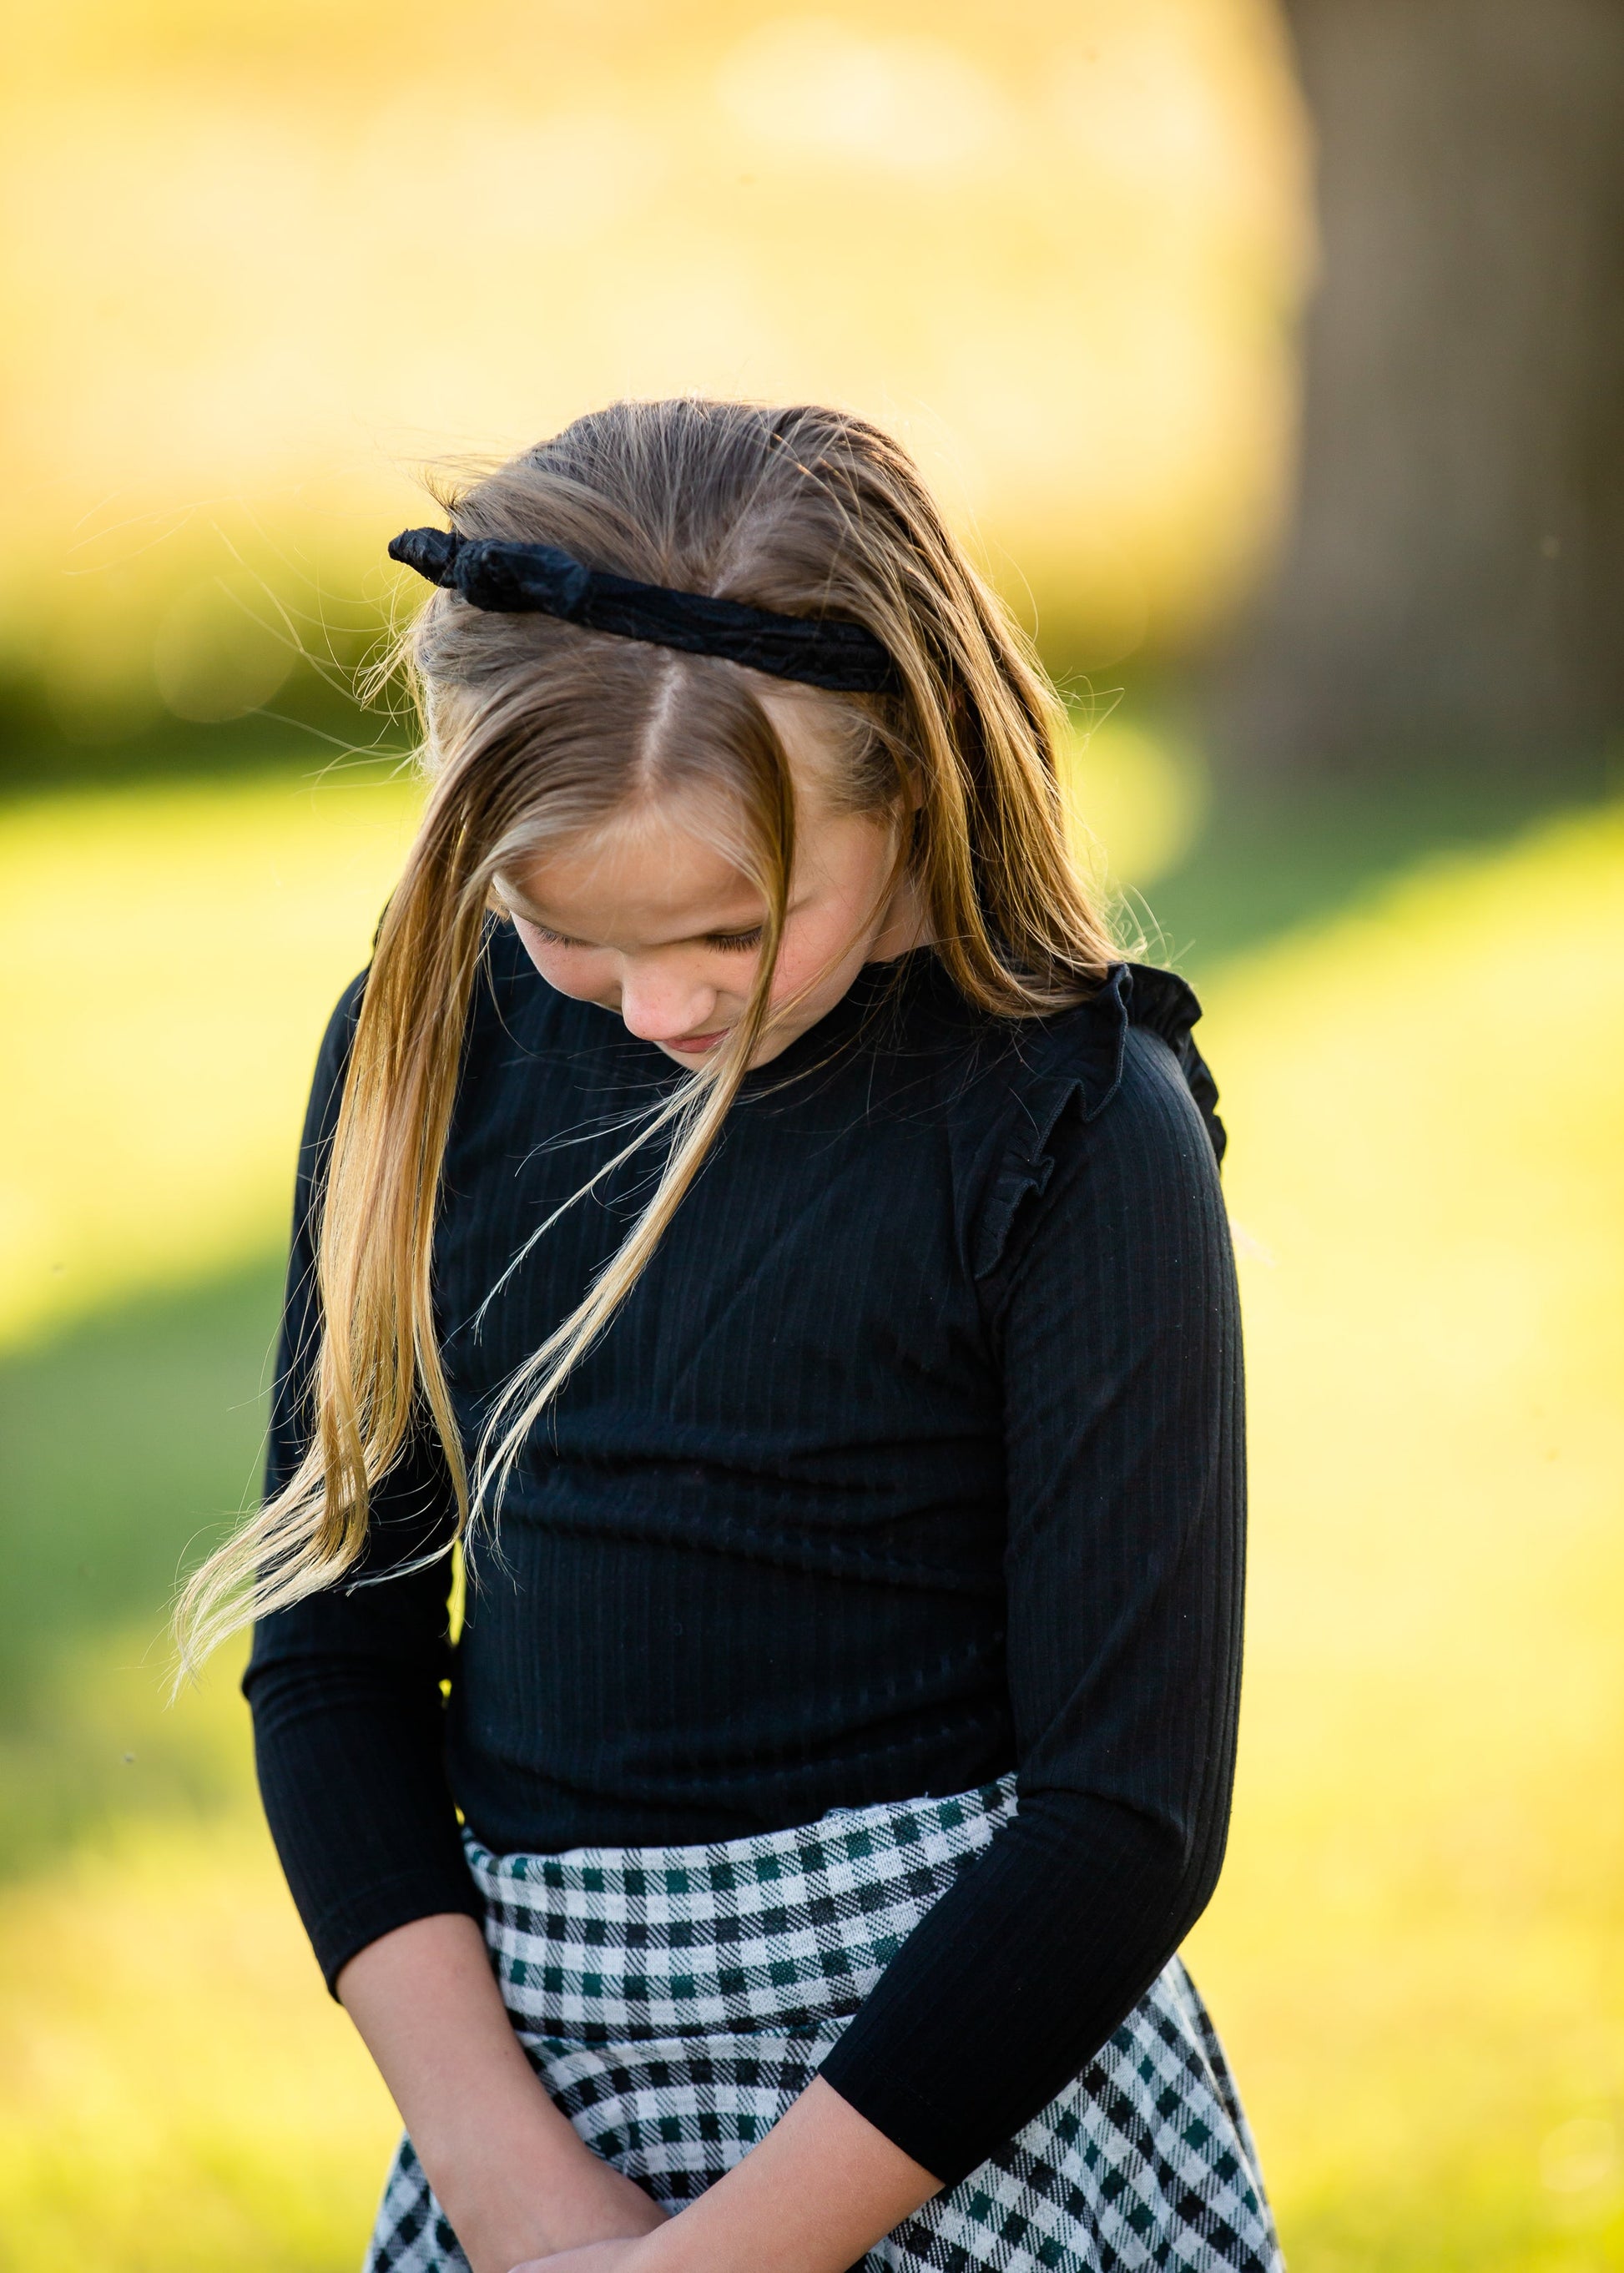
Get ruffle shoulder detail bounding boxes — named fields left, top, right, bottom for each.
left=971, top=961, right=1224, bottom=1281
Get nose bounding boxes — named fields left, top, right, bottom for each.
left=616, top=961, right=720, bottom=1046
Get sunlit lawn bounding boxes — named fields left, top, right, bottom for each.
left=1, top=774, right=1621, bottom=2269
left=1188, top=806, right=1624, bottom=2269
left=0, top=764, right=422, bottom=1352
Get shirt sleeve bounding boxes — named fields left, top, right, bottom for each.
left=816, top=1024, right=1246, bottom=2185
left=241, top=977, right=485, bottom=1994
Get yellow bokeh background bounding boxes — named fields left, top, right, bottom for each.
left=1, top=0, right=1304, bottom=730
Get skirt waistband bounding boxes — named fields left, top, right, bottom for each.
left=466, top=1774, right=1017, bottom=2044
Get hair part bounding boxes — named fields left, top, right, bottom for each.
left=174, top=396, right=1117, bottom=1676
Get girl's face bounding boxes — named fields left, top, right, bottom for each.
left=503, top=699, right=925, bottom=1071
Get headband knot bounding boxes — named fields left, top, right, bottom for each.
left=387, top=525, right=900, bottom=695
left=387, top=525, right=461, bottom=585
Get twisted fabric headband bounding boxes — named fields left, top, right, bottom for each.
left=388, top=526, right=900, bottom=695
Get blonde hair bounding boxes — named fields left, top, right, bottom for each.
left=174, top=398, right=1116, bottom=1672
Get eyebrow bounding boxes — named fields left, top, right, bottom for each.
left=503, top=890, right=783, bottom=952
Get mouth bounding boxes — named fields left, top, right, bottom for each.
left=667, top=1029, right=729, bottom=1055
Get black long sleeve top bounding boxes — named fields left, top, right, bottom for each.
left=243, top=929, right=1244, bottom=2189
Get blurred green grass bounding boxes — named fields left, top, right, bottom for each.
left=2, top=759, right=1622, bottom=2269
left=0, top=764, right=421, bottom=1351
left=0, top=1260, right=280, bottom=1872
left=1186, top=803, right=1624, bottom=2272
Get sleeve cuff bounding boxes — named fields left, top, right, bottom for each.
left=305, top=1862, right=487, bottom=1999
left=812, top=2058, right=963, bottom=2186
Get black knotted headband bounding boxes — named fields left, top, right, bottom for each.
left=388, top=526, right=900, bottom=695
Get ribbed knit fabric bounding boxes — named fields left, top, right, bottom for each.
left=244, top=931, right=1244, bottom=2187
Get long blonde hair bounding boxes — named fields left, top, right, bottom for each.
left=174, top=397, right=1116, bottom=1672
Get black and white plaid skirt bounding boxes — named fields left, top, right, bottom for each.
left=365, top=1777, right=1281, bottom=2273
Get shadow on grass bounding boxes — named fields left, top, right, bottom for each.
left=1141, top=764, right=1611, bottom=970
left=0, top=1255, right=285, bottom=1875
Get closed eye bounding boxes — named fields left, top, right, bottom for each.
left=521, top=919, right=764, bottom=952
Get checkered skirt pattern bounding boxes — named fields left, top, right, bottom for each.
left=364, top=1778, right=1282, bottom=2273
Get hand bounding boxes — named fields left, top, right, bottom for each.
left=508, top=2241, right=653, bottom=2273
left=457, top=2155, right=665, bottom=2273
left=335, top=1917, right=669, bottom=2273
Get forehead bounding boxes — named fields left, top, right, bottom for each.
left=501, top=685, right=867, bottom=945
left=510, top=801, right=764, bottom=942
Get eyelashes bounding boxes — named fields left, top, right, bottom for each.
left=523, top=920, right=764, bottom=954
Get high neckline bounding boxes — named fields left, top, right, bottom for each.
left=734, top=945, right=944, bottom=1093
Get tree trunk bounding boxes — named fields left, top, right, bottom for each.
left=1210, top=0, right=1624, bottom=779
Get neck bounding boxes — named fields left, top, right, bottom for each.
left=868, top=869, right=934, bottom=963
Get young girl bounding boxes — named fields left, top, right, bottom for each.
left=180, top=399, right=1279, bottom=2273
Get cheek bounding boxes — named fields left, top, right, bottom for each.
left=512, top=924, right=609, bottom=1000
left=766, top=907, right=864, bottom=1011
